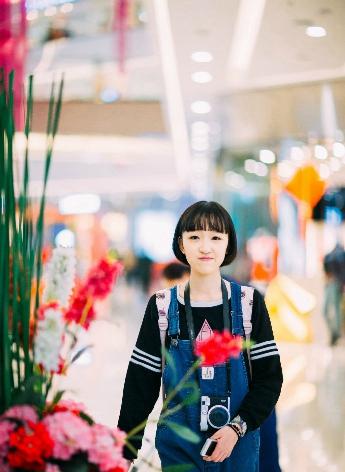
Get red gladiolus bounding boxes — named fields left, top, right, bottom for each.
left=7, top=421, right=53, bottom=471
left=85, top=258, right=123, bottom=300
left=64, top=286, right=95, bottom=329
left=194, top=330, right=243, bottom=366
left=64, top=258, right=123, bottom=329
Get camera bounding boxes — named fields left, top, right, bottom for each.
left=200, top=438, right=217, bottom=457
left=200, top=395, right=231, bottom=431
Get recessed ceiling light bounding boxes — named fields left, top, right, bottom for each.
left=255, top=162, right=268, bottom=177
left=333, top=142, right=345, bottom=158
left=259, top=149, right=276, bottom=164
left=191, top=51, right=213, bottom=63
left=44, top=6, right=57, bottom=17
left=191, top=101, right=211, bottom=114
left=191, top=121, right=210, bottom=134
left=191, top=71, right=213, bottom=84
left=306, top=26, right=327, bottom=37
left=60, top=3, right=74, bottom=14
left=26, top=10, right=38, bottom=21
left=314, top=145, right=327, bottom=160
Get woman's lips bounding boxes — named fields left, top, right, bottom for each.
left=199, top=257, right=213, bottom=261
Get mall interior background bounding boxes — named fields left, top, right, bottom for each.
left=1, top=0, right=345, bottom=470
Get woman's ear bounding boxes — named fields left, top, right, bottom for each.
left=178, top=236, right=184, bottom=254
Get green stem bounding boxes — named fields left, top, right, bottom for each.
left=126, top=358, right=201, bottom=440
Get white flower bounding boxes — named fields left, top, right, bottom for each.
left=34, top=307, right=64, bottom=372
left=43, top=247, right=76, bottom=307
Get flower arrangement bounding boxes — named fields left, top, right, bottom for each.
left=0, top=71, right=126, bottom=472
left=0, top=401, right=127, bottom=472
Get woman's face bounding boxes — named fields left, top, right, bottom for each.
left=179, top=230, right=229, bottom=275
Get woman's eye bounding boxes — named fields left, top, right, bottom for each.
left=212, top=236, right=222, bottom=240
left=189, top=235, right=199, bottom=240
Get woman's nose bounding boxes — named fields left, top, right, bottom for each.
left=199, top=239, right=212, bottom=253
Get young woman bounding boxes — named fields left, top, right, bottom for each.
left=118, top=201, right=283, bottom=471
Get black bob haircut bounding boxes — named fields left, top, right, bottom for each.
left=172, top=201, right=237, bottom=267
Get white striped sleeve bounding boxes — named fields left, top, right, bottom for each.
left=250, top=340, right=280, bottom=361
left=130, top=346, right=161, bottom=373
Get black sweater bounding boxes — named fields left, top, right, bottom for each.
left=118, top=288, right=283, bottom=460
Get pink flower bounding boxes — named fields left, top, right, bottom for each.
left=48, top=399, right=86, bottom=416
left=88, top=424, right=127, bottom=472
left=46, top=464, right=61, bottom=472
left=194, top=329, right=243, bottom=366
left=0, top=420, right=16, bottom=465
left=3, top=405, right=38, bottom=424
left=43, top=412, right=92, bottom=460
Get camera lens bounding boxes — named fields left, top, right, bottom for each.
left=208, top=405, right=230, bottom=429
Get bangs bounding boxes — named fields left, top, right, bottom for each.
left=181, top=205, right=228, bottom=234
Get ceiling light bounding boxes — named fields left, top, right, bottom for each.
left=333, top=142, right=345, bottom=158
left=290, top=146, right=304, bottom=161
left=191, top=121, right=210, bottom=134
left=314, top=145, right=328, bottom=160
left=306, top=26, right=327, bottom=38
left=191, top=71, right=213, bottom=84
left=59, top=194, right=101, bottom=215
left=259, top=149, right=276, bottom=164
left=60, top=3, right=74, bottom=14
left=255, top=162, right=268, bottom=177
left=100, top=88, right=120, bottom=103
left=319, top=163, right=330, bottom=179
left=191, top=51, right=213, bottom=63
left=329, top=157, right=341, bottom=172
left=27, top=10, right=38, bottom=21
left=277, top=161, right=295, bottom=180
left=191, top=137, right=209, bottom=152
left=228, top=0, right=266, bottom=71
left=191, top=101, right=211, bottom=114
left=244, top=159, right=257, bottom=173
left=55, top=229, right=75, bottom=248
left=225, top=171, right=245, bottom=190
left=44, top=6, right=57, bottom=16
left=138, top=10, right=148, bottom=22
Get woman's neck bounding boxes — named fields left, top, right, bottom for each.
left=181, top=271, right=222, bottom=301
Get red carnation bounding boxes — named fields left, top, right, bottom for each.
left=7, top=421, right=53, bottom=471
left=194, top=330, right=243, bottom=366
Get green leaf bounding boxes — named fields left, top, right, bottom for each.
left=161, top=420, right=200, bottom=443
left=49, top=390, right=65, bottom=409
left=164, top=348, right=177, bottom=375
left=70, top=344, right=93, bottom=364
left=164, top=464, right=195, bottom=472
left=55, top=453, right=89, bottom=472
left=79, top=411, right=94, bottom=426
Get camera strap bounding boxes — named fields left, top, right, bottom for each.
left=184, top=278, right=231, bottom=394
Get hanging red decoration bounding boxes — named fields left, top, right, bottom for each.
left=0, top=0, right=27, bottom=129
left=114, top=0, right=129, bottom=73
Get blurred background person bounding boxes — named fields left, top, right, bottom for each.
left=160, top=261, right=190, bottom=289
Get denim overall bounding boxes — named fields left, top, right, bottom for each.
left=155, top=281, right=260, bottom=472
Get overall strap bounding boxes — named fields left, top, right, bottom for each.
left=156, top=288, right=171, bottom=374
left=167, top=286, right=180, bottom=337
left=229, top=281, right=245, bottom=335
left=228, top=281, right=254, bottom=379
left=241, top=285, right=254, bottom=380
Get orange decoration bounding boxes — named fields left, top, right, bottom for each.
left=284, top=164, right=326, bottom=209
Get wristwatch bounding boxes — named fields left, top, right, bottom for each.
left=228, top=415, right=247, bottom=438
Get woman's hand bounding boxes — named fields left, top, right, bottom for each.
left=202, top=426, right=239, bottom=463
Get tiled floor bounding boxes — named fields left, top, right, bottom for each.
left=55, top=281, right=345, bottom=471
